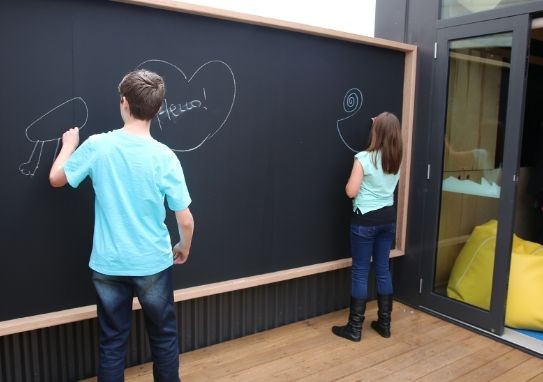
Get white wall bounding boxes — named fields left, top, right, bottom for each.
left=177, top=0, right=376, bottom=37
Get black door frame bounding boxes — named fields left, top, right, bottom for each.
left=420, top=14, right=531, bottom=335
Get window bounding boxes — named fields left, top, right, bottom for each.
left=441, top=0, right=534, bottom=19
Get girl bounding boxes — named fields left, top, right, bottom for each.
left=332, top=112, right=403, bottom=342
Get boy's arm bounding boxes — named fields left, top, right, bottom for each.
left=49, top=127, right=80, bottom=187
left=172, top=208, right=194, bottom=264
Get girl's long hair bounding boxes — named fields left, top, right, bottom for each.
left=366, top=112, right=403, bottom=174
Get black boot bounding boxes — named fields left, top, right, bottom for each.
left=371, top=294, right=393, bottom=338
left=332, top=297, right=366, bottom=342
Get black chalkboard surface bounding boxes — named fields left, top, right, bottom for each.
left=0, top=0, right=405, bottom=321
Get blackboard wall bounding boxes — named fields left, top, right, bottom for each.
left=0, top=0, right=404, bottom=321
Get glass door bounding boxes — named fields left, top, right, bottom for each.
left=422, top=15, right=530, bottom=334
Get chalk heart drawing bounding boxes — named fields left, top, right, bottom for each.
left=136, top=59, right=237, bottom=152
left=19, top=97, right=88, bottom=176
left=336, top=88, right=364, bottom=152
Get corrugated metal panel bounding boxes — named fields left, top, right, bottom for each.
left=0, top=268, right=353, bottom=381
left=0, top=320, right=100, bottom=382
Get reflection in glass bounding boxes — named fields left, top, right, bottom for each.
left=434, top=34, right=512, bottom=311
left=441, top=0, right=533, bottom=19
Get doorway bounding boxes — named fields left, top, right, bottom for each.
left=422, top=14, right=530, bottom=335
left=422, top=15, right=543, bottom=356
left=502, top=20, right=543, bottom=354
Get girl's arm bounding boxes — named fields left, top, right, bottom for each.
left=345, top=158, right=364, bottom=198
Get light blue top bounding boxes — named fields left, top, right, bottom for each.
left=353, top=151, right=400, bottom=214
left=64, top=129, right=191, bottom=276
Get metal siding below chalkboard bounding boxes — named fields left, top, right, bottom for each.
left=0, top=268, right=362, bottom=382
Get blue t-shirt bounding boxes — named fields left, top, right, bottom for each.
left=64, top=129, right=191, bottom=276
left=353, top=151, right=400, bottom=214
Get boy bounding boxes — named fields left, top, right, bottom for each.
left=49, top=69, right=194, bottom=381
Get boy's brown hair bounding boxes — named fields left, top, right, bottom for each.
left=366, top=112, right=403, bottom=174
left=118, top=69, right=165, bottom=121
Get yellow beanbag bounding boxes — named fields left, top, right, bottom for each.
left=506, top=243, right=543, bottom=330
left=447, top=220, right=543, bottom=330
left=447, top=220, right=497, bottom=310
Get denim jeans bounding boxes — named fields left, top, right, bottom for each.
left=92, top=267, right=180, bottom=382
left=350, top=223, right=395, bottom=300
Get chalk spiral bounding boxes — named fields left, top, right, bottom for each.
left=336, top=87, right=364, bottom=153
left=343, top=88, right=363, bottom=113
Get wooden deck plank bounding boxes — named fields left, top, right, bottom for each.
left=377, top=332, right=497, bottom=381
left=491, top=357, right=543, bottom=382
left=416, top=341, right=513, bottom=382
left=336, top=327, right=475, bottom=381
left=79, top=302, right=543, bottom=382
left=455, top=349, right=533, bottom=381
left=528, top=371, right=543, bottom=381
left=183, top=303, right=442, bottom=381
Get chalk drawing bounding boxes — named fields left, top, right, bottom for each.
left=136, top=59, right=236, bottom=152
left=19, top=97, right=88, bottom=176
left=158, top=89, right=208, bottom=124
left=336, top=88, right=364, bottom=153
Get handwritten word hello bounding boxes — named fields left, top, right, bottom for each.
left=157, top=89, right=207, bottom=123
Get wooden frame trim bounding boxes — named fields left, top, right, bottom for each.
left=0, top=251, right=404, bottom=337
left=0, top=0, right=416, bottom=336
left=397, top=49, right=417, bottom=252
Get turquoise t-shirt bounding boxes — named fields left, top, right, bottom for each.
left=64, top=129, right=191, bottom=276
left=353, top=151, right=400, bottom=214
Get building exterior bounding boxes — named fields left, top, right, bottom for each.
left=376, top=0, right=543, bottom=356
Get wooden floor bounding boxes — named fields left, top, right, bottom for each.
left=84, top=301, right=543, bottom=381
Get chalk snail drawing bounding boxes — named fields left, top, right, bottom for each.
left=136, top=59, right=237, bottom=152
left=336, top=88, right=364, bottom=152
left=19, top=97, right=88, bottom=176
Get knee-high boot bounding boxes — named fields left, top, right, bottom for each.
left=371, top=294, right=393, bottom=338
left=331, top=297, right=366, bottom=342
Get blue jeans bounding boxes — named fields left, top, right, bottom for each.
left=350, top=223, right=395, bottom=300
left=92, top=267, right=180, bottom=382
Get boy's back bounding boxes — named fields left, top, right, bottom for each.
left=64, top=129, right=191, bottom=276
